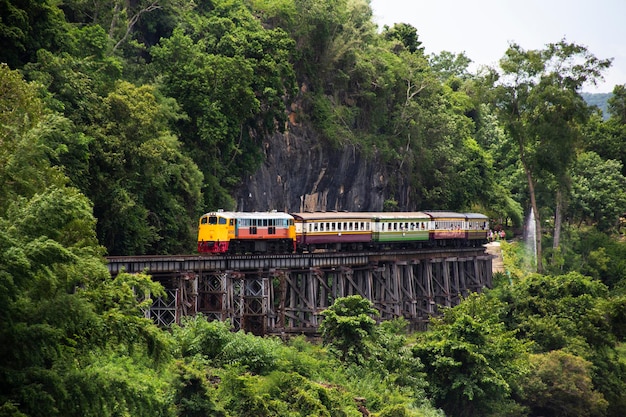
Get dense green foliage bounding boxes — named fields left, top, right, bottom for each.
left=2, top=0, right=626, bottom=416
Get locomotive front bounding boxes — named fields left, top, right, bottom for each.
left=197, top=210, right=296, bottom=254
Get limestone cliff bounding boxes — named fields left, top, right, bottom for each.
left=234, top=122, right=388, bottom=213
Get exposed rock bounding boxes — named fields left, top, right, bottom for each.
left=234, top=122, right=388, bottom=212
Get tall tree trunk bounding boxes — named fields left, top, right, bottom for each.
left=522, top=160, right=543, bottom=273
left=553, top=188, right=562, bottom=249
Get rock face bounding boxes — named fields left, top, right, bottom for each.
left=234, top=123, right=389, bottom=213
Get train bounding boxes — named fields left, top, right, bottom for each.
left=197, top=210, right=489, bottom=254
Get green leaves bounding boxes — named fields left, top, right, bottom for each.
left=320, top=295, right=378, bottom=364
left=412, top=293, right=530, bottom=417
left=85, top=81, right=203, bottom=255
left=150, top=4, right=297, bottom=209
left=521, top=350, right=608, bottom=417
left=569, top=152, right=626, bottom=231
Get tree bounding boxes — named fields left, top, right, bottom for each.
left=494, top=272, right=626, bottom=416
left=382, top=22, right=423, bottom=54
left=584, top=85, right=626, bottom=177
left=429, top=50, right=472, bottom=82
left=86, top=81, right=204, bottom=255
left=0, top=64, right=70, bottom=214
left=150, top=3, right=297, bottom=209
left=520, top=350, right=608, bottom=417
left=319, top=295, right=378, bottom=364
left=411, top=293, right=530, bottom=417
left=0, top=0, right=69, bottom=68
left=494, top=40, right=611, bottom=272
left=0, top=184, right=173, bottom=417
left=569, top=152, right=626, bottom=231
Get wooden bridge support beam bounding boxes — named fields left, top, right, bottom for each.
left=146, top=252, right=493, bottom=334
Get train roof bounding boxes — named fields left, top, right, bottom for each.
left=202, top=211, right=293, bottom=220
left=369, top=212, right=430, bottom=220
left=291, top=212, right=376, bottom=221
left=464, top=212, right=489, bottom=220
left=291, top=211, right=431, bottom=221
left=423, top=211, right=467, bottom=219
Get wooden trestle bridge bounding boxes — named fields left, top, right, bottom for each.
left=106, top=247, right=493, bottom=335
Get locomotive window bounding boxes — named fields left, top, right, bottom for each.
left=201, top=217, right=208, bottom=224
left=208, top=216, right=218, bottom=224
left=219, top=217, right=227, bottom=225
left=230, top=219, right=234, bottom=226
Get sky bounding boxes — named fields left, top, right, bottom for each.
left=369, top=0, right=626, bottom=93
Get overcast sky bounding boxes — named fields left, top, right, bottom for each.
left=369, top=0, right=626, bottom=93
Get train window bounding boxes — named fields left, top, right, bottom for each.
left=263, top=219, right=267, bottom=227
left=201, top=217, right=208, bottom=224
left=208, top=216, right=218, bottom=224
left=219, top=217, right=227, bottom=225
left=314, top=223, right=318, bottom=231
left=230, top=219, right=234, bottom=226
left=320, top=223, right=325, bottom=231
left=338, top=223, right=342, bottom=231
left=366, top=222, right=370, bottom=231
left=308, top=224, right=312, bottom=232
left=348, top=222, right=353, bottom=231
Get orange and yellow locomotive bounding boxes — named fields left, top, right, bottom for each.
left=197, top=210, right=296, bottom=254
